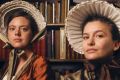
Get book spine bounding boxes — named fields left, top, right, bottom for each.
left=51, top=29, right=55, bottom=59
left=60, top=27, right=66, bottom=59
left=46, top=30, right=52, bottom=59
left=54, top=28, right=60, bottom=59
left=52, top=2, right=55, bottom=23
left=45, top=1, right=48, bottom=22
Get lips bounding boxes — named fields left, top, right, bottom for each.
left=14, top=38, right=22, bottom=42
left=86, top=48, right=97, bottom=53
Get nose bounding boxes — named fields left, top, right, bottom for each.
left=87, top=37, right=95, bottom=46
left=15, top=28, right=21, bottom=36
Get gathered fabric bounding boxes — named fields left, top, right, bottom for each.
left=60, top=53, right=120, bottom=80
left=1, top=50, right=47, bottom=80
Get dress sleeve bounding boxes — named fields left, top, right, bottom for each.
left=33, top=56, right=48, bottom=80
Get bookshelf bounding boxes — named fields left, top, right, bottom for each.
left=0, top=0, right=84, bottom=79
left=48, top=59, right=84, bottom=79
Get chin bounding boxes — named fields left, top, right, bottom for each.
left=12, top=45, right=25, bottom=49
left=85, top=54, right=96, bottom=60
left=85, top=55, right=100, bottom=61
left=86, top=57, right=97, bottom=61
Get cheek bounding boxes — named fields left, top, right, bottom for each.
left=23, top=33, right=32, bottom=42
left=98, top=42, right=108, bottom=49
left=7, top=33, right=13, bottom=41
left=97, top=40, right=114, bottom=54
left=98, top=39, right=112, bottom=48
left=82, top=41, right=87, bottom=51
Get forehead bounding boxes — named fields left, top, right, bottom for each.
left=8, top=16, right=30, bottom=25
left=83, top=21, right=112, bottom=33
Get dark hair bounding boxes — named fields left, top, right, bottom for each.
left=82, top=14, right=120, bottom=54
left=5, top=8, right=38, bottom=37
left=82, top=14, right=120, bottom=42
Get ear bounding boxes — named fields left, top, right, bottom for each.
left=113, top=41, right=120, bottom=51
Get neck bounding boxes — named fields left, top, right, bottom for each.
left=17, top=48, right=33, bottom=61
left=85, top=57, right=112, bottom=71
left=85, top=61, right=101, bottom=71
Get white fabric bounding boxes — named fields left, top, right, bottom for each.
left=65, top=0, right=120, bottom=54
left=0, top=0, right=46, bottom=44
left=2, top=73, right=15, bottom=80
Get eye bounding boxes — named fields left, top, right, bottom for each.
left=8, top=27, right=15, bottom=31
left=23, top=28, right=28, bottom=31
left=96, top=35, right=104, bottom=38
left=96, top=33, right=104, bottom=38
left=21, top=27, right=29, bottom=32
left=83, top=35, right=89, bottom=40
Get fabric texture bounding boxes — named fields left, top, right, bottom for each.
left=1, top=54, right=48, bottom=80
left=65, top=0, right=120, bottom=54
left=60, top=59, right=120, bottom=80
left=18, top=55, right=47, bottom=80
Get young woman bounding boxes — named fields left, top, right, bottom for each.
left=81, top=15, right=120, bottom=80
left=0, top=1, right=47, bottom=80
left=65, top=1, right=120, bottom=80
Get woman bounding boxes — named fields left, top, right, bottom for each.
left=65, top=0, right=120, bottom=80
left=0, top=1, right=47, bottom=80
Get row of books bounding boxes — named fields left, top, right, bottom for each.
left=32, top=0, right=70, bottom=24
left=32, top=0, right=69, bottom=59
left=32, top=0, right=83, bottom=59
left=0, top=34, right=84, bottom=61
left=32, top=26, right=84, bottom=60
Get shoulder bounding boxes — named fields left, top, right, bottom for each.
left=32, top=55, right=47, bottom=66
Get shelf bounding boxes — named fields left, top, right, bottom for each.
left=49, top=59, right=84, bottom=62
left=48, top=59, right=84, bottom=74
left=47, top=23, right=65, bottom=27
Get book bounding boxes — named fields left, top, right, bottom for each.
left=60, top=27, right=66, bottom=59
left=46, top=29, right=52, bottom=59
left=54, top=28, right=60, bottom=59
left=46, top=28, right=55, bottom=59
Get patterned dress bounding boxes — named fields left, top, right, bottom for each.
left=1, top=51, right=48, bottom=80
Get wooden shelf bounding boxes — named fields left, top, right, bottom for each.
left=47, top=23, right=65, bottom=27
left=49, top=59, right=84, bottom=62
left=48, top=59, right=84, bottom=73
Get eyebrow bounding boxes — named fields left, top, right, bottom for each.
left=8, top=25, right=29, bottom=28
left=83, top=30, right=106, bottom=36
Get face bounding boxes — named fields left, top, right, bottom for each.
left=7, top=16, right=32, bottom=49
left=82, top=21, right=117, bottom=61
